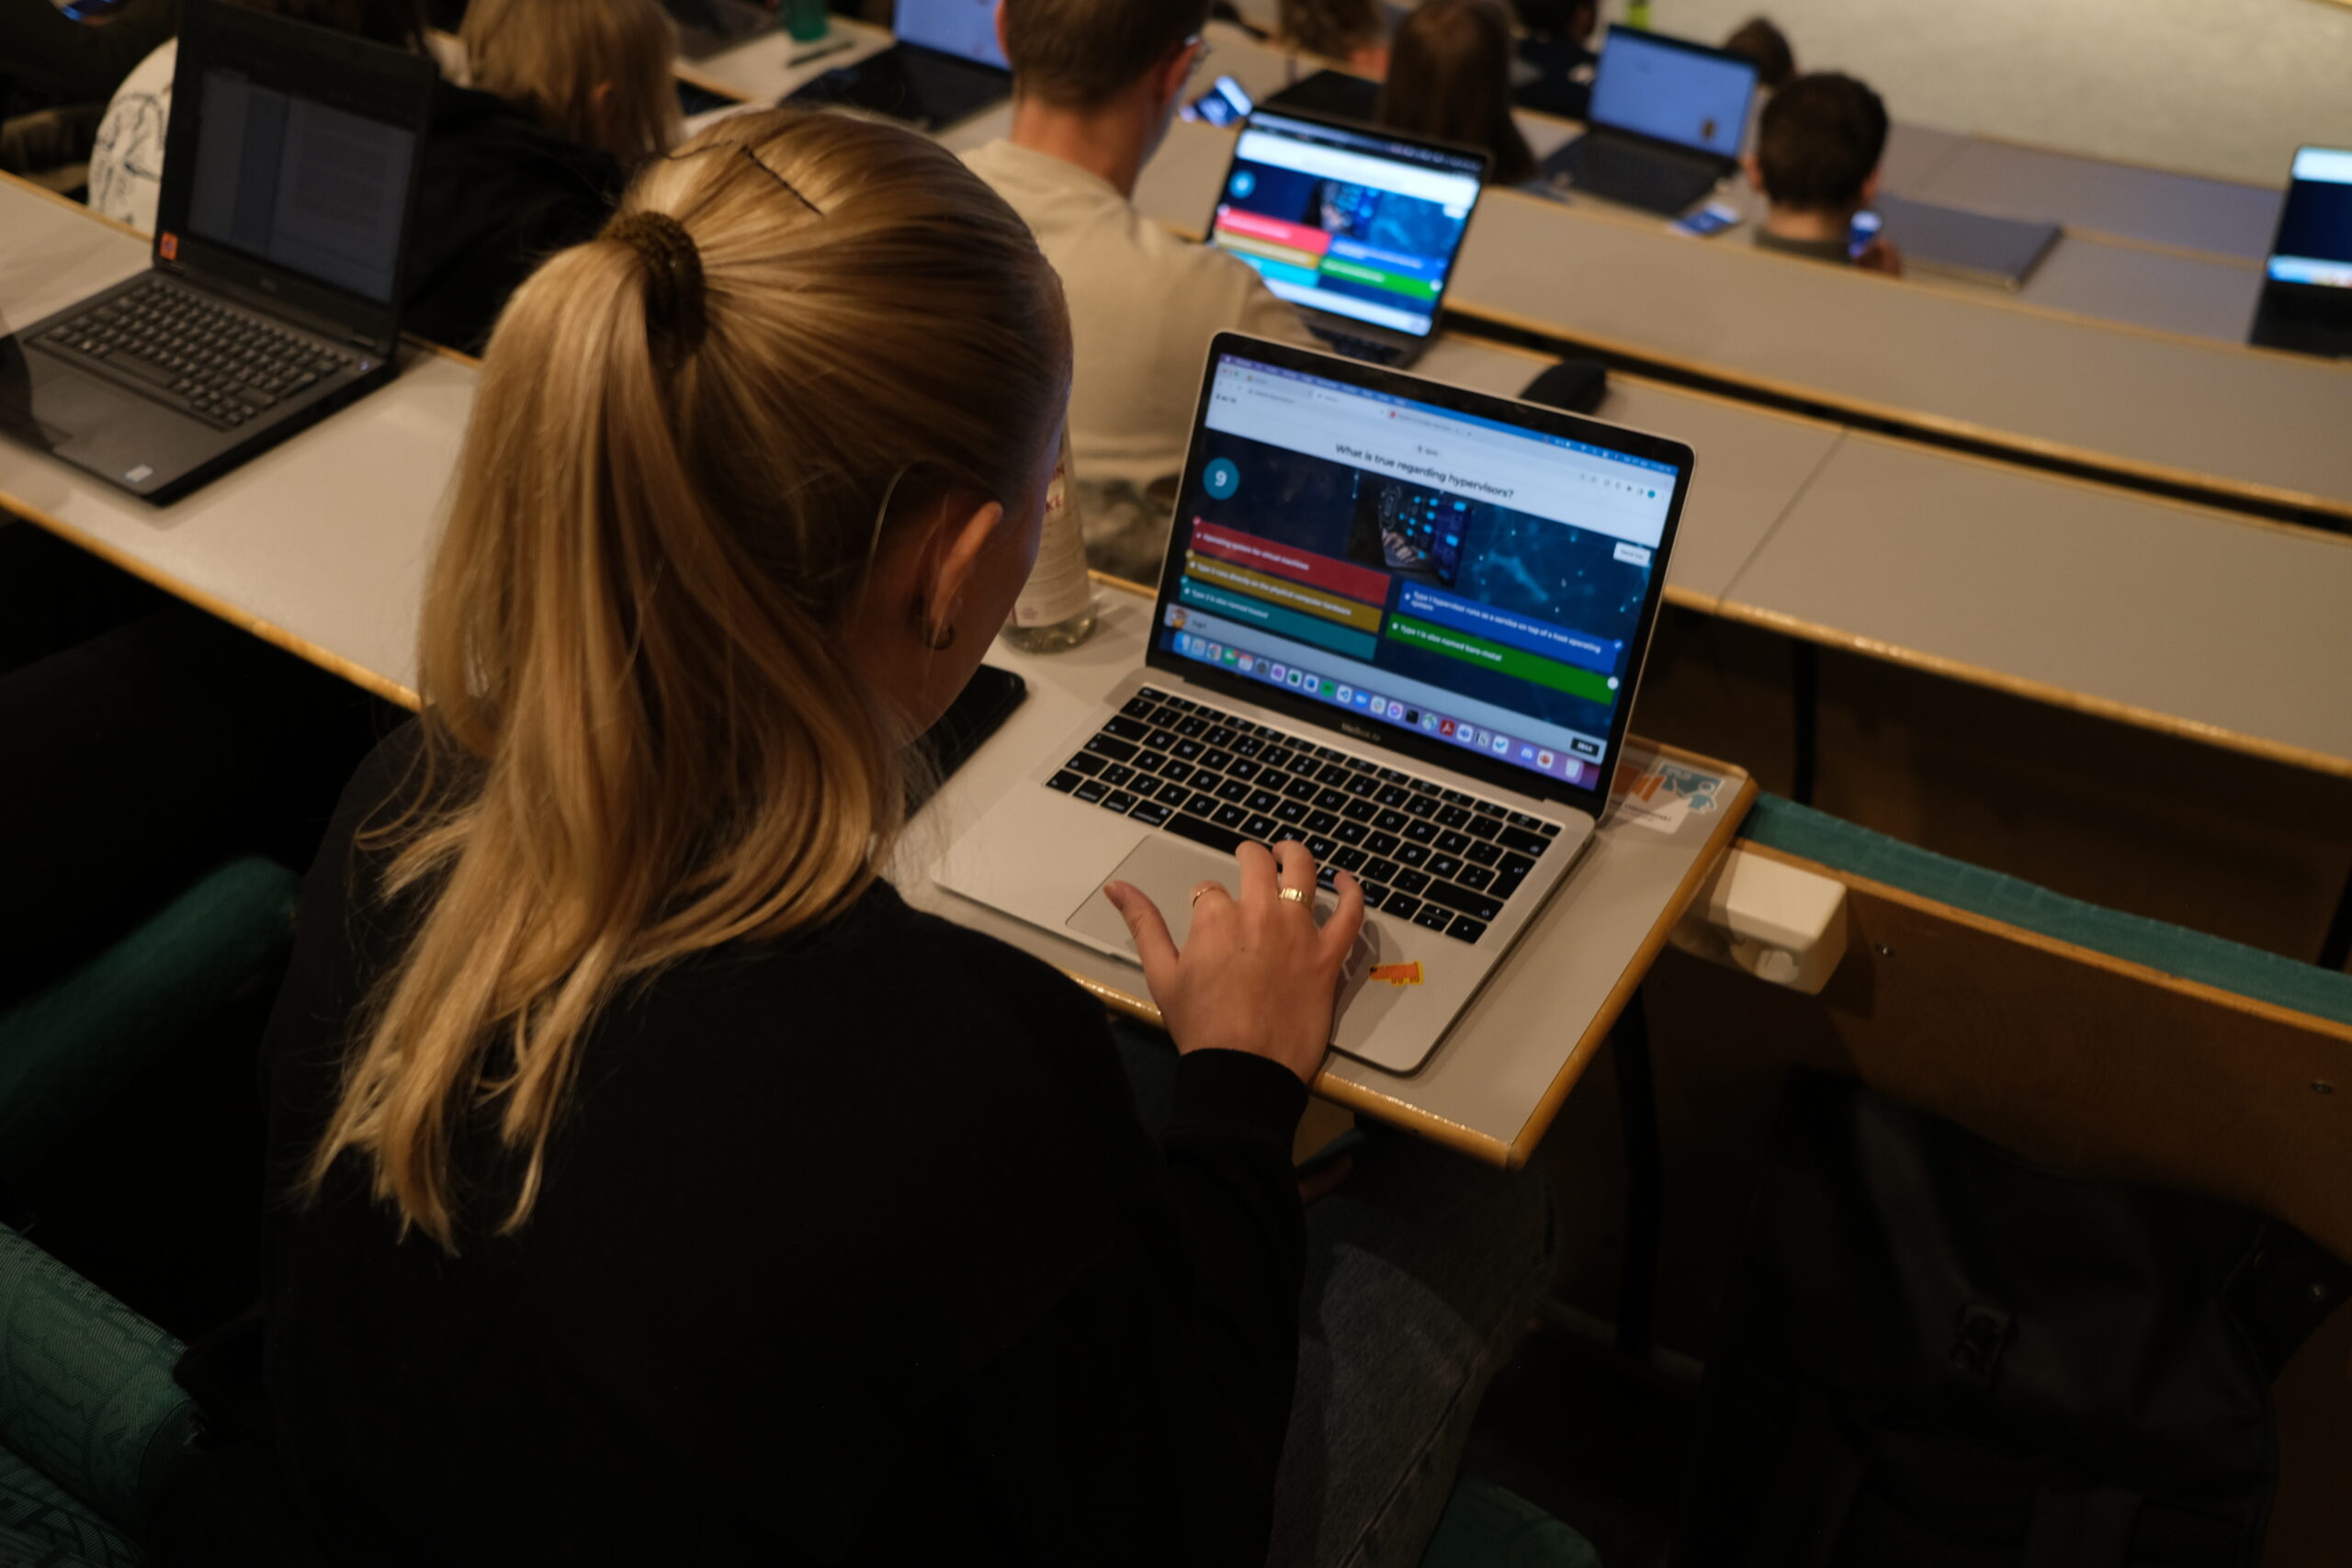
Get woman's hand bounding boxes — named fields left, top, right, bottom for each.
left=1103, top=840, right=1367, bottom=1085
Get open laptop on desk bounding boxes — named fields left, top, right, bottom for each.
left=780, top=0, right=1007, bottom=132
left=0, top=1, right=431, bottom=504
left=1206, top=112, right=1487, bottom=368
left=937, top=334, right=1693, bottom=1074
left=2248, top=146, right=2352, bottom=360
left=1543, top=28, right=1757, bottom=217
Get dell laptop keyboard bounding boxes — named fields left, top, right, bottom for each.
left=1047, top=686, right=1566, bottom=945
left=38, top=278, right=356, bottom=432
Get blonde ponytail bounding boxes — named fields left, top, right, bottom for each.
left=308, top=110, right=1069, bottom=1249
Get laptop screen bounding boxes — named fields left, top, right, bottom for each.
left=1152, top=342, right=1690, bottom=804
left=1587, top=28, right=1757, bottom=159
left=183, top=68, right=416, bottom=303
left=894, top=0, right=1009, bottom=68
left=1208, top=113, right=1487, bottom=342
left=2267, top=147, right=2352, bottom=289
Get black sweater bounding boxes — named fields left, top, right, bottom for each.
left=1, top=0, right=177, bottom=104
left=206, top=726, right=1310, bottom=1565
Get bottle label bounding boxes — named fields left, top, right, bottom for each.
left=1012, top=444, right=1094, bottom=626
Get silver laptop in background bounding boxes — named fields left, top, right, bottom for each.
left=937, top=334, right=1695, bottom=1076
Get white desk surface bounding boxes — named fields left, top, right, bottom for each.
left=1721, top=433, right=2352, bottom=777
left=898, top=585, right=1755, bottom=1166
left=1905, top=137, right=2283, bottom=265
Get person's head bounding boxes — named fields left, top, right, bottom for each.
left=1748, top=72, right=1888, bottom=217
left=1514, top=0, right=1596, bottom=46
left=308, top=109, right=1070, bottom=1250
left=463, top=0, right=684, bottom=167
left=1724, top=16, right=1796, bottom=92
left=1278, top=0, right=1386, bottom=67
left=226, top=0, right=429, bottom=49
left=1378, top=0, right=1536, bottom=187
left=998, top=0, right=1210, bottom=139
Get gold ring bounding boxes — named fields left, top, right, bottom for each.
left=1279, top=887, right=1313, bottom=906
left=1190, top=883, right=1225, bottom=907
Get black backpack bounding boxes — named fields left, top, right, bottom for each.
left=1677, top=1070, right=2351, bottom=1568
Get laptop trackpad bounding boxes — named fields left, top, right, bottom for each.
left=1065, top=836, right=1379, bottom=994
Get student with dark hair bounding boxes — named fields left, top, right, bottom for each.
left=1275, top=0, right=1388, bottom=74
left=1724, top=15, right=1796, bottom=92
left=963, top=0, right=1315, bottom=572
left=1745, top=71, right=1903, bottom=276
left=86, top=0, right=657, bottom=352
left=1510, top=0, right=1597, bottom=120
left=1379, top=0, right=1537, bottom=187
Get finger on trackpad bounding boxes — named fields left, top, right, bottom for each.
left=1064, top=837, right=1238, bottom=955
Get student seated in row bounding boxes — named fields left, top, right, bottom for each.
left=86, top=0, right=678, bottom=352
left=1379, top=0, right=1538, bottom=188
left=1510, top=0, right=1597, bottom=120
left=1276, top=0, right=1390, bottom=76
left=1746, top=71, right=1903, bottom=276
left=964, top=0, right=1316, bottom=578
left=157, top=107, right=1551, bottom=1568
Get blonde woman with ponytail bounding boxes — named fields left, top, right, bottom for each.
left=179, top=107, right=1549, bottom=1568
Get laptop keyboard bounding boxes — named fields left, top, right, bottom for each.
left=1552, top=137, right=1719, bottom=216
left=35, top=278, right=355, bottom=431
left=1311, top=326, right=1406, bottom=367
left=1048, top=686, right=1566, bottom=946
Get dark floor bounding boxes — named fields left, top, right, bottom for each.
left=1461, top=1325, right=1699, bottom=1567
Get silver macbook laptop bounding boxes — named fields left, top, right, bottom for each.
left=937, top=335, right=1695, bottom=1075
left=1205, top=111, right=1488, bottom=369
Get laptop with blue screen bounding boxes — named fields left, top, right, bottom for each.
left=937, top=334, right=1694, bottom=1074
left=2249, top=146, right=2352, bottom=360
left=1206, top=112, right=1488, bottom=368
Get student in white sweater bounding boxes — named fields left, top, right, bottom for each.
left=964, top=0, right=1316, bottom=520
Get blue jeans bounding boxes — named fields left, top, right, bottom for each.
left=1113, top=1022, right=1557, bottom=1568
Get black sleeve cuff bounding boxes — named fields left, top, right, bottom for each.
left=1167, top=1049, right=1310, bottom=1146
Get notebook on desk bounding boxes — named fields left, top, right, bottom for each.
left=2248, top=146, right=2352, bottom=360
left=1872, top=195, right=2061, bottom=291
left=0, top=0, right=431, bottom=505
left=780, top=0, right=1008, bottom=132
left=935, top=333, right=1693, bottom=1075
left=1542, top=28, right=1757, bottom=217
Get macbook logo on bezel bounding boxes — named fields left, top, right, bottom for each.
left=1340, top=720, right=1380, bottom=742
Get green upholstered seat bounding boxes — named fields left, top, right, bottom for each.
left=1417, top=1474, right=1603, bottom=1567
left=0, top=1225, right=197, bottom=1568
left=0, top=859, right=300, bottom=1185
left=1740, top=795, right=2352, bottom=1027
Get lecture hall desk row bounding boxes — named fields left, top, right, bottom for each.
left=685, top=19, right=2352, bottom=529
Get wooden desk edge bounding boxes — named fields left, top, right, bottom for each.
left=1709, top=596, right=2352, bottom=782
left=1734, top=839, right=2352, bottom=1044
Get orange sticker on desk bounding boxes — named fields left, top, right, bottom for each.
left=1369, top=962, right=1423, bottom=987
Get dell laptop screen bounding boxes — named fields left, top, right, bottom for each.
left=2267, top=146, right=2352, bottom=290
left=1208, top=113, right=1486, bottom=343
left=1152, top=344, right=1689, bottom=804
left=1588, top=28, right=1756, bottom=158
left=893, top=0, right=1008, bottom=67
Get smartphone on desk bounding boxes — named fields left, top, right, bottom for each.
left=1670, top=201, right=1741, bottom=239
left=907, top=664, right=1027, bottom=815
left=1182, top=76, right=1255, bottom=129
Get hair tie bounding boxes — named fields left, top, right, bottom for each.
left=604, top=210, right=708, bottom=360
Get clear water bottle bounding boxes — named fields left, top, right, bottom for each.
left=1003, top=444, right=1097, bottom=653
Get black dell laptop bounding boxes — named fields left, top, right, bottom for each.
left=1542, top=27, right=1758, bottom=217
left=2248, top=146, right=2352, bottom=361
left=781, top=0, right=1009, bottom=133
left=0, top=0, right=433, bottom=505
